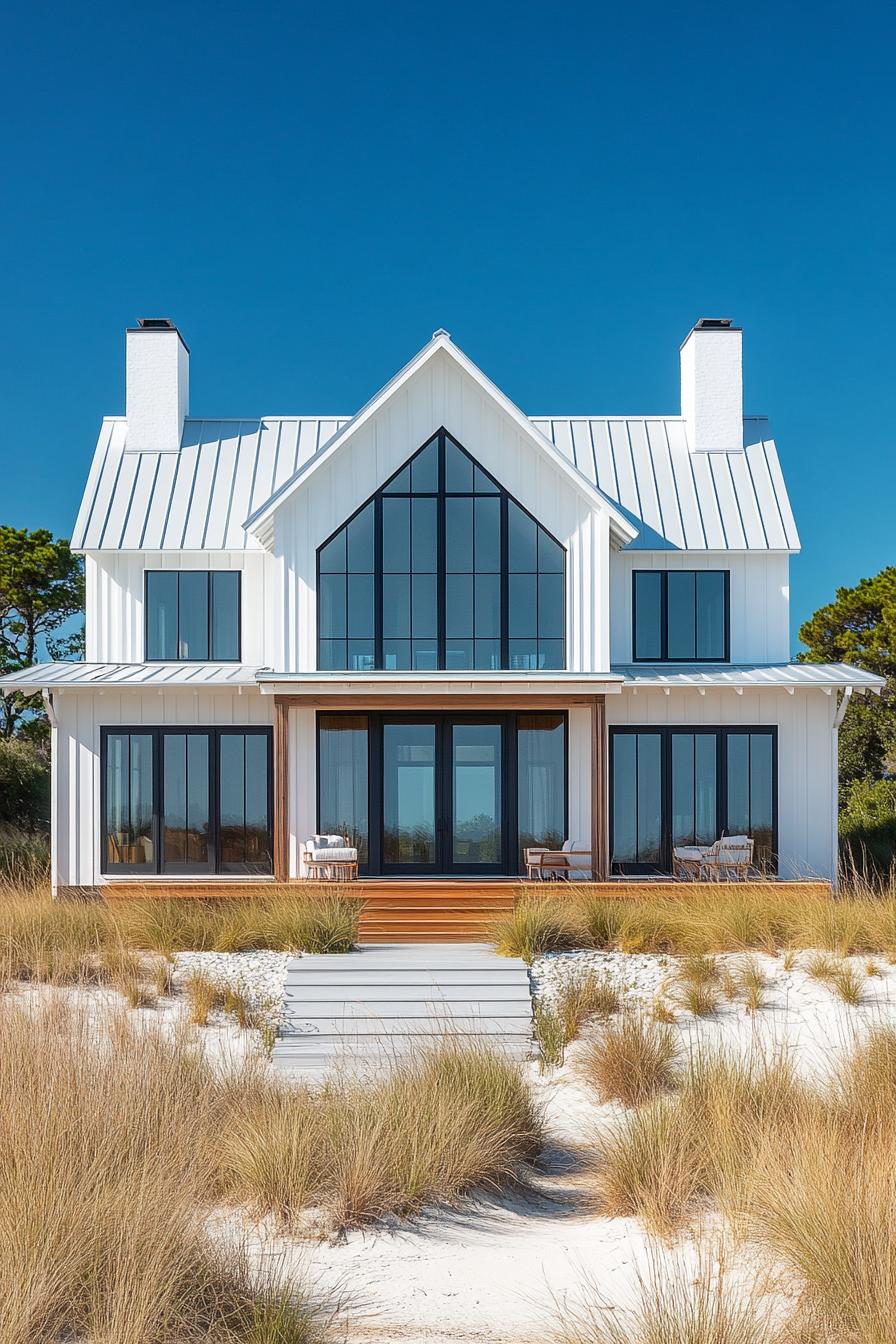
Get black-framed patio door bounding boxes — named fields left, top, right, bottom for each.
left=379, top=715, right=506, bottom=875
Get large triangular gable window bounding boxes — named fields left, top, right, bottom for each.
left=317, top=429, right=566, bottom=671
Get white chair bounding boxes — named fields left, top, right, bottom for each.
left=525, top=838, right=594, bottom=881
left=673, top=834, right=754, bottom=881
left=302, top=833, right=359, bottom=881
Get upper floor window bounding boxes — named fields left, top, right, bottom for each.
left=317, top=429, right=566, bottom=671
left=633, top=570, right=729, bottom=662
left=145, top=571, right=240, bottom=661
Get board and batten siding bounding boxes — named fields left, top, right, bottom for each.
left=84, top=552, right=277, bottom=666
left=604, top=687, right=838, bottom=880
left=52, top=688, right=273, bottom=888
left=609, top=551, right=791, bottom=665
left=272, top=346, right=612, bottom=674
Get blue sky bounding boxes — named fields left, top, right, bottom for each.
left=2, top=1, right=893, bottom=649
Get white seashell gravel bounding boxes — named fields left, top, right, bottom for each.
left=173, top=950, right=292, bottom=1029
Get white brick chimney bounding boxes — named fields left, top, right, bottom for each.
left=125, top=318, right=189, bottom=452
left=680, top=318, right=743, bottom=452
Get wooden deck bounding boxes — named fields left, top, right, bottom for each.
left=100, top=878, right=832, bottom=944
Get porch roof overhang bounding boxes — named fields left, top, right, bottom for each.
left=614, top=662, right=885, bottom=693
left=0, top=662, right=264, bottom=693
left=256, top=669, right=623, bottom=705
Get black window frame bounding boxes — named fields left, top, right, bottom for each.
left=316, top=428, right=567, bottom=672
left=315, top=710, right=569, bottom=876
left=632, top=569, right=730, bottom=663
left=100, top=725, right=273, bottom=876
left=144, top=570, right=242, bottom=662
left=608, top=725, right=778, bottom=875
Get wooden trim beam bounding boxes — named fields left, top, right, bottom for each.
left=273, top=698, right=289, bottom=882
left=591, top=695, right=608, bottom=881
left=273, top=693, right=595, bottom=709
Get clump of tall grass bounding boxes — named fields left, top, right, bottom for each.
left=184, top=970, right=223, bottom=1026
left=552, top=1244, right=777, bottom=1344
left=579, top=1013, right=680, bottom=1108
left=595, top=1051, right=805, bottom=1235
left=0, top=1000, right=327, bottom=1344
left=669, top=954, right=721, bottom=1017
left=220, top=1039, right=544, bottom=1228
left=830, top=960, right=866, bottom=1005
left=533, top=970, right=621, bottom=1069
left=489, top=896, right=583, bottom=963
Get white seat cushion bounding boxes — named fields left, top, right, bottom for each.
left=308, top=847, right=357, bottom=863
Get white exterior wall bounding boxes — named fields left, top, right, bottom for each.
left=52, top=688, right=272, bottom=888
left=610, top=551, right=791, bottom=664
left=604, top=687, right=838, bottom=880
left=84, top=551, right=277, bottom=665
left=273, top=348, right=612, bottom=674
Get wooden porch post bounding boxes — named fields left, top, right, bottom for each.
left=591, top=695, right=608, bottom=880
left=273, top=697, right=290, bottom=882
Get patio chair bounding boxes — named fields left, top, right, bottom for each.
left=673, top=834, right=754, bottom=881
left=302, top=833, right=359, bottom=882
left=525, top=839, right=594, bottom=881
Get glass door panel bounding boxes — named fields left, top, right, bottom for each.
left=450, top=722, right=503, bottom=871
left=611, top=731, right=663, bottom=871
left=162, top=732, right=212, bottom=873
left=671, top=732, right=717, bottom=848
left=382, top=722, right=438, bottom=869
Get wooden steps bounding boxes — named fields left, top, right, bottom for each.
left=353, top=881, right=517, bottom=942
left=273, top=943, right=533, bottom=1077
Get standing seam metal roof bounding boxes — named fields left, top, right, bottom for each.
left=71, top=414, right=799, bottom=553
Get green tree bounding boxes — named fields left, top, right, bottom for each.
left=799, top=567, right=896, bottom=789
left=0, top=527, right=84, bottom=739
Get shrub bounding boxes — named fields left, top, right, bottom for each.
left=0, top=737, right=49, bottom=832
left=579, top=1014, right=679, bottom=1108
left=489, top=896, right=583, bottom=963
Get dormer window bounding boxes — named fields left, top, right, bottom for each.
left=145, top=571, right=241, bottom=661
left=633, top=570, right=729, bottom=662
left=317, top=429, right=566, bottom=672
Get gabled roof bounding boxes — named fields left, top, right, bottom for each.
left=242, top=332, right=638, bottom=546
left=533, top=417, right=799, bottom=551
left=70, top=339, right=799, bottom=554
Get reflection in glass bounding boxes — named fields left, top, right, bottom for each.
left=671, top=733, right=717, bottom=847
left=104, top=732, right=154, bottom=869
left=452, top=724, right=502, bottom=866
left=727, top=731, right=774, bottom=869
left=517, top=714, right=565, bottom=867
left=218, top=732, right=272, bottom=874
left=178, top=571, right=209, bottom=660
left=163, top=733, right=211, bottom=871
left=666, top=571, right=696, bottom=660
left=145, top=573, right=178, bottom=660
left=383, top=723, right=436, bottom=866
left=611, top=732, right=662, bottom=868
left=319, top=716, right=369, bottom=865
left=633, top=572, right=662, bottom=661
left=317, top=431, right=566, bottom=671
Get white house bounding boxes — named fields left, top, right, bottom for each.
left=4, top=318, right=883, bottom=894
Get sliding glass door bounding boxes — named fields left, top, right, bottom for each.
left=610, top=727, right=777, bottom=874
left=318, top=712, right=567, bottom=875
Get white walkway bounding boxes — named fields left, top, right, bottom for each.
left=272, top=943, right=533, bottom=1077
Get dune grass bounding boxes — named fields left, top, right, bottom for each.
left=221, top=1039, right=544, bottom=1228
left=533, top=969, right=621, bottom=1068
left=493, top=876, right=896, bottom=961
left=0, top=998, right=327, bottom=1344
left=553, top=1245, right=776, bottom=1344
left=0, top=993, right=544, bottom=1337
left=0, top=884, right=363, bottom=987
left=578, top=1012, right=680, bottom=1108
